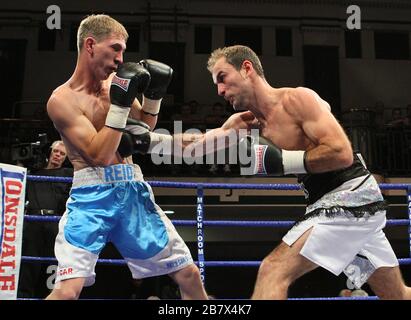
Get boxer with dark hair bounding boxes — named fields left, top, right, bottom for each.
left=206, top=45, right=411, bottom=300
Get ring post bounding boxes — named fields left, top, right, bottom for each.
left=196, top=185, right=205, bottom=285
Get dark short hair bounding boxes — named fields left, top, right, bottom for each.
left=207, top=45, right=264, bottom=78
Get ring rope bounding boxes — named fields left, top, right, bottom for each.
left=27, top=175, right=411, bottom=190
left=24, top=215, right=411, bottom=227
left=21, top=256, right=411, bottom=266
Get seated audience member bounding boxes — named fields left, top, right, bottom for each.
left=404, top=104, right=411, bottom=127
left=205, top=102, right=230, bottom=128
left=172, top=102, right=204, bottom=130
left=351, top=289, right=369, bottom=297
left=338, top=289, right=352, bottom=297
left=18, top=140, right=73, bottom=298
left=373, top=101, right=386, bottom=128
left=386, top=107, right=406, bottom=127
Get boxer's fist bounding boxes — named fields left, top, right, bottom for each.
left=110, top=62, right=151, bottom=107
left=139, top=59, right=173, bottom=100
left=117, top=118, right=173, bottom=157
left=118, top=118, right=152, bottom=157
left=106, top=63, right=151, bottom=129
left=239, top=135, right=307, bottom=176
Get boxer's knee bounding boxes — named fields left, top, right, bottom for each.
left=258, top=256, right=291, bottom=288
left=47, top=286, right=81, bottom=300
left=171, top=264, right=201, bottom=286
left=47, top=278, right=84, bottom=300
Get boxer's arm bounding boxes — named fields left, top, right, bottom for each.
left=176, top=111, right=258, bottom=155
left=287, top=87, right=353, bottom=173
left=129, top=98, right=158, bottom=130
left=128, top=59, right=172, bottom=131
left=118, top=110, right=258, bottom=157
left=221, top=110, right=259, bottom=131
left=47, top=93, right=120, bottom=166
left=122, top=99, right=157, bottom=163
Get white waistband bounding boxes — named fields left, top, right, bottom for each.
left=72, top=164, right=144, bottom=188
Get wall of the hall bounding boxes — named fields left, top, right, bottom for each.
left=1, top=0, right=411, bottom=118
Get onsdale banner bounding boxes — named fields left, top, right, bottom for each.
left=0, top=163, right=26, bottom=300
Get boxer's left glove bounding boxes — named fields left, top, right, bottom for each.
left=239, top=135, right=308, bottom=176
left=118, top=118, right=173, bottom=157
left=106, top=62, right=151, bottom=129
left=139, top=59, right=173, bottom=116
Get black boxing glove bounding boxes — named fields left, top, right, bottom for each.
left=118, top=119, right=151, bottom=157
left=106, top=62, right=151, bottom=129
left=139, top=59, right=173, bottom=116
left=118, top=118, right=173, bottom=157
left=239, top=135, right=308, bottom=176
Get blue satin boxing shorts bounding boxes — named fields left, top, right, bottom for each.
left=54, top=164, right=193, bottom=286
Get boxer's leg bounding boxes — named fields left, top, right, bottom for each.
left=367, top=266, right=411, bottom=299
left=169, top=264, right=208, bottom=300
left=45, top=278, right=86, bottom=300
left=252, top=228, right=318, bottom=300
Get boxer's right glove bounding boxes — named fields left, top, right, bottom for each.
left=106, top=62, right=151, bottom=129
left=239, top=135, right=308, bottom=176
left=139, top=59, right=173, bottom=116
left=118, top=118, right=173, bottom=157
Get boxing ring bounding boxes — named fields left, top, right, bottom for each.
left=22, top=174, right=411, bottom=300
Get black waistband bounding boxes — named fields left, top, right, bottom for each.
left=25, top=209, right=60, bottom=216
left=293, top=200, right=388, bottom=227
left=298, top=153, right=370, bottom=205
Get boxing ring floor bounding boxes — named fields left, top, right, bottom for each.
left=21, top=175, right=411, bottom=300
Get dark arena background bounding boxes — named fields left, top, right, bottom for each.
left=1, top=0, right=411, bottom=305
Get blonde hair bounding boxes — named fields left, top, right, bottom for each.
left=77, top=14, right=128, bottom=52
left=207, top=45, right=265, bottom=78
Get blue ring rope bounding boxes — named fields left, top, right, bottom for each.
left=27, top=175, right=411, bottom=190
left=21, top=256, right=411, bottom=267
left=24, top=215, right=411, bottom=227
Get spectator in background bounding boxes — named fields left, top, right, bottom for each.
left=404, top=104, right=411, bottom=127
left=208, top=157, right=233, bottom=175
left=172, top=103, right=194, bottom=123
left=206, top=102, right=235, bottom=175
left=386, top=107, right=406, bottom=127
left=339, top=289, right=352, bottom=297
left=338, top=288, right=369, bottom=297
left=373, top=101, right=386, bottom=128
left=172, top=102, right=204, bottom=130
left=205, top=102, right=230, bottom=128
left=171, top=103, right=204, bottom=175
left=188, top=99, right=200, bottom=116
left=384, top=107, right=409, bottom=171
left=18, top=140, right=73, bottom=298
left=351, top=289, right=369, bottom=297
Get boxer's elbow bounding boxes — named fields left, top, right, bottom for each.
left=340, top=152, right=353, bottom=168
left=338, top=146, right=354, bottom=169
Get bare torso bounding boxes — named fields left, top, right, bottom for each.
left=255, top=87, right=331, bottom=152
left=51, top=74, right=123, bottom=171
